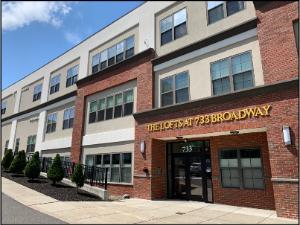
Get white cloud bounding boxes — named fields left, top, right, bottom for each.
left=2, top=1, right=72, bottom=31
left=64, top=31, right=82, bottom=45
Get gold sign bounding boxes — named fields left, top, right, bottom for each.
left=147, top=105, right=271, bottom=132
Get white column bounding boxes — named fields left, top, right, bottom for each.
left=35, top=110, right=47, bottom=153
left=13, top=90, right=21, bottom=114
left=8, top=120, right=17, bottom=150
left=41, top=73, right=50, bottom=104
left=78, top=51, right=89, bottom=80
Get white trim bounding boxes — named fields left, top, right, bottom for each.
left=40, top=137, right=72, bottom=150
left=82, top=128, right=135, bottom=146
left=35, top=111, right=47, bottom=152
left=8, top=120, right=17, bottom=149
left=13, top=91, right=21, bottom=114
left=154, top=28, right=257, bottom=72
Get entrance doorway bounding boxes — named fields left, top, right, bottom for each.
left=167, top=140, right=213, bottom=202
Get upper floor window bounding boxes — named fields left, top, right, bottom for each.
left=293, top=20, right=299, bottom=51
left=88, top=89, right=134, bottom=124
left=50, top=75, right=60, bottom=94
left=33, top=84, right=42, bottom=102
left=1, top=101, right=7, bottom=114
left=219, top=148, right=264, bottom=189
left=211, top=51, right=254, bottom=95
left=207, top=1, right=245, bottom=24
left=161, top=71, right=189, bottom=107
left=91, top=36, right=135, bottom=74
left=46, top=113, right=57, bottom=133
left=160, top=8, right=187, bottom=46
left=14, top=138, right=20, bottom=154
left=63, top=107, right=75, bottom=129
left=66, top=65, right=79, bottom=87
left=26, top=135, right=36, bottom=153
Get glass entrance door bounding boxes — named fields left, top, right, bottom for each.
left=169, top=141, right=212, bottom=202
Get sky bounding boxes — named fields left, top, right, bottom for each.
left=2, top=1, right=144, bottom=90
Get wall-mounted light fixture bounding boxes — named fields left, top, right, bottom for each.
left=282, top=125, right=291, bottom=146
left=140, top=140, right=145, bottom=154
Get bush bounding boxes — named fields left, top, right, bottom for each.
left=9, top=150, right=26, bottom=173
left=47, top=154, right=64, bottom=185
left=71, top=164, right=84, bottom=192
left=2, top=149, right=14, bottom=171
left=25, top=152, right=40, bottom=180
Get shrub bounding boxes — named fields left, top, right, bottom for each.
left=9, top=150, right=26, bottom=173
left=71, top=164, right=84, bottom=193
left=2, top=149, right=14, bottom=171
left=47, top=154, right=64, bottom=185
left=25, top=152, right=40, bottom=180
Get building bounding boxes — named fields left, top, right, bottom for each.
left=1, top=1, right=298, bottom=219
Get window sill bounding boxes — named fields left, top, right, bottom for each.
left=107, top=182, right=133, bottom=186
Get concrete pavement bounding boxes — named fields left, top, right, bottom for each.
left=2, top=177, right=298, bottom=224
left=2, top=193, right=66, bottom=224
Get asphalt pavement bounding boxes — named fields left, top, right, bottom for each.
left=1, top=193, right=66, bottom=224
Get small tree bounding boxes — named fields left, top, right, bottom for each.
left=25, top=152, right=40, bottom=181
left=9, top=150, right=26, bottom=173
left=47, top=154, right=64, bottom=185
left=71, top=164, right=84, bottom=193
left=2, top=149, right=14, bottom=171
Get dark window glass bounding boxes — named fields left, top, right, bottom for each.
left=208, top=4, right=224, bottom=24
left=112, top=154, right=120, bottom=164
left=108, top=58, right=115, bottom=66
left=46, top=113, right=57, bottom=133
left=123, top=90, right=133, bottom=116
left=125, top=36, right=134, bottom=58
left=105, top=108, right=113, bottom=120
left=97, top=110, right=105, bottom=121
left=100, top=61, right=107, bottom=70
left=89, top=112, right=96, bottom=123
left=161, top=30, right=172, bottom=45
left=226, top=1, right=244, bottom=16
left=174, top=23, right=187, bottom=40
left=95, top=155, right=102, bottom=165
left=293, top=20, right=299, bottom=51
left=123, top=153, right=132, bottom=164
left=114, top=93, right=123, bottom=118
left=213, top=77, right=231, bottom=95
left=33, top=84, right=42, bottom=101
left=103, top=154, right=110, bottom=165
left=89, top=101, right=97, bottom=123
left=50, top=76, right=60, bottom=94
left=15, top=138, right=20, bottom=154
left=123, top=102, right=133, bottom=116
left=125, top=48, right=134, bottom=59
left=116, top=53, right=124, bottom=63
left=92, top=65, right=99, bottom=74
left=114, top=106, right=122, bottom=118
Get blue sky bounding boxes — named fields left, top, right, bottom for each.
left=2, top=1, right=144, bottom=90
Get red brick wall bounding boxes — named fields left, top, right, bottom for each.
left=70, top=50, right=155, bottom=163
left=210, top=133, right=275, bottom=210
left=106, top=184, right=134, bottom=197
left=255, top=1, right=298, bottom=84
left=135, top=83, right=298, bottom=218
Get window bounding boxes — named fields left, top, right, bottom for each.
left=14, top=138, right=20, bottom=154
left=100, top=50, right=108, bottom=70
left=97, top=98, right=106, bottom=122
left=1, top=101, right=7, bottom=115
left=92, top=53, right=100, bottom=74
left=207, top=1, right=245, bottom=24
left=161, top=71, right=189, bottom=107
left=88, top=89, right=134, bottom=123
left=105, top=96, right=114, bottom=120
left=33, top=84, right=42, bottom=102
left=114, top=93, right=123, bottom=118
left=293, top=20, right=299, bottom=51
left=160, top=8, right=187, bottom=46
left=85, top=153, right=132, bottom=184
left=66, top=65, right=79, bottom=87
left=46, top=113, right=57, bottom=133
left=219, top=149, right=264, bottom=189
left=4, top=140, right=9, bottom=153
left=125, top=36, right=135, bottom=59
left=89, top=101, right=97, bottom=123
left=63, top=107, right=74, bottom=129
left=50, top=75, right=60, bottom=94
left=108, top=45, right=116, bottom=66
left=116, top=41, right=125, bottom=63
left=211, top=51, right=254, bottom=95
left=26, top=135, right=36, bottom=153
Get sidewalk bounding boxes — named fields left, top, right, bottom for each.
left=2, top=177, right=298, bottom=224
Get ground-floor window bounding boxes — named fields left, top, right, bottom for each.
left=219, top=148, right=264, bottom=189
left=85, top=152, right=132, bottom=184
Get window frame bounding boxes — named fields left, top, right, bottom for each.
left=160, top=7, right=188, bottom=46
left=206, top=1, right=246, bottom=25
left=66, top=65, right=79, bottom=88
left=210, top=50, right=255, bottom=96
left=26, top=135, right=36, bottom=153
left=160, top=71, right=190, bottom=107
left=33, top=84, right=42, bottom=102
left=14, top=138, right=20, bottom=153
left=1, top=101, right=7, bottom=115
left=218, top=147, right=265, bottom=190
left=62, top=107, right=75, bottom=130
left=46, top=112, right=57, bottom=133
left=293, top=19, right=299, bottom=52
left=49, top=75, right=61, bottom=95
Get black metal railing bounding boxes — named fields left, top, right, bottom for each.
left=39, top=157, right=108, bottom=189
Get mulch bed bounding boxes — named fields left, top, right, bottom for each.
left=2, top=171, right=103, bottom=201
